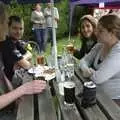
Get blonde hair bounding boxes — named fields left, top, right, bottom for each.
left=99, top=14, right=120, bottom=39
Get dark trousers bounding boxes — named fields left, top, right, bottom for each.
left=46, top=27, right=53, bottom=47
left=34, top=28, right=45, bottom=52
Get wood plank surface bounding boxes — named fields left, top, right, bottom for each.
left=53, top=81, right=83, bottom=120
left=38, top=83, right=57, bottom=120
left=74, top=75, right=108, bottom=120
left=75, top=68, right=120, bottom=120
left=16, top=70, right=34, bottom=120
left=59, top=96, right=83, bottom=120
left=97, top=91, right=120, bottom=120
left=17, top=96, right=34, bottom=120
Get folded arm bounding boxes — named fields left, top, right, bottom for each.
left=91, top=51, right=120, bottom=84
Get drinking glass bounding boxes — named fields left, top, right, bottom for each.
left=60, top=45, right=74, bottom=78
left=66, top=63, right=74, bottom=79
left=47, top=55, right=55, bottom=68
left=37, top=55, right=45, bottom=65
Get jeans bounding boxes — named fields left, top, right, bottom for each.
left=46, top=27, right=53, bottom=47
left=34, top=28, right=45, bottom=52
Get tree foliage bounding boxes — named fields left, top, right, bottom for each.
left=7, top=0, right=68, bottom=40
left=71, top=6, right=92, bottom=35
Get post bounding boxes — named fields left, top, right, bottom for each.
left=50, top=0, right=61, bottom=82
left=50, top=0, right=58, bottom=69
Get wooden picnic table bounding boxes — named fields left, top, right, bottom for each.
left=15, top=65, right=120, bottom=120
left=74, top=68, right=120, bottom=120
left=15, top=69, right=57, bottom=120
left=51, top=67, right=120, bottom=120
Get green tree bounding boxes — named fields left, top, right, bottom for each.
left=55, top=0, right=69, bottom=39
left=7, top=0, right=69, bottom=40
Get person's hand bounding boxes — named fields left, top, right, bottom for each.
left=54, top=17, right=59, bottom=22
left=66, top=44, right=75, bottom=54
left=82, top=68, right=95, bottom=78
left=19, top=80, right=46, bottom=95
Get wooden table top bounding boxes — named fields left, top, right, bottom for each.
left=15, top=69, right=57, bottom=120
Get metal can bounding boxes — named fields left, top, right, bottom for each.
left=81, top=81, right=96, bottom=108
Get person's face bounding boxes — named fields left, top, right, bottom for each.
left=36, top=4, right=41, bottom=11
left=8, top=21, right=24, bottom=40
left=96, top=24, right=112, bottom=44
left=47, top=3, right=52, bottom=8
left=81, top=19, right=94, bottom=38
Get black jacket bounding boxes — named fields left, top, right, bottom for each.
left=74, top=37, right=96, bottom=59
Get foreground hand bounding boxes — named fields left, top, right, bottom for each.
left=20, top=80, right=46, bottom=95
left=66, top=44, right=74, bottom=54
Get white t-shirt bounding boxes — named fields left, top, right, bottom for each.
left=44, top=7, right=59, bottom=28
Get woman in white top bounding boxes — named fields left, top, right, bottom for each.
left=31, top=3, right=46, bottom=52
left=79, top=14, right=120, bottom=106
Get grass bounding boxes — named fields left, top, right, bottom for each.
left=44, top=36, right=81, bottom=56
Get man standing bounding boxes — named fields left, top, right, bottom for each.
left=44, top=3, right=59, bottom=47
left=2, top=16, right=31, bottom=81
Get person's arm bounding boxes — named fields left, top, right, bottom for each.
left=16, top=58, right=31, bottom=70
left=91, top=49, right=120, bottom=84
left=0, top=80, right=46, bottom=110
left=0, top=86, right=24, bottom=109
left=15, top=42, right=32, bottom=69
left=74, top=41, right=93, bottom=59
left=31, top=11, right=40, bottom=24
left=79, top=43, right=101, bottom=70
left=54, top=8, right=59, bottom=22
